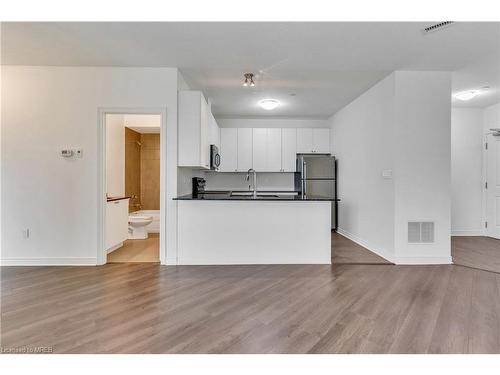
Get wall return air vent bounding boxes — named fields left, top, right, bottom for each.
left=408, top=222, right=435, bottom=243
left=422, top=21, right=455, bottom=34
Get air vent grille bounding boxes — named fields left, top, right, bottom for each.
left=408, top=222, right=435, bottom=243
left=422, top=21, right=454, bottom=34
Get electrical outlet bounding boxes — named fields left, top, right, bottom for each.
left=22, top=228, right=30, bottom=239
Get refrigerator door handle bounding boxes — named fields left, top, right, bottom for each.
left=303, top=161, right=307, bottom=196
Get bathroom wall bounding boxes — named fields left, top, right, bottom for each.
left=140, top=133, right=160, bottom=210
left=125, top=128, right=142, bottom=212
left=105, top=114, right=125, bottom=196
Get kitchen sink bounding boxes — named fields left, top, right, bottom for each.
left=230, top=191, right=280, bottom=198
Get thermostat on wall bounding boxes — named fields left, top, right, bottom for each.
left=61, top=149, right=74, bottom=157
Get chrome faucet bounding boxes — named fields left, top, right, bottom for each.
left=246, top=168, right=257, bottom=198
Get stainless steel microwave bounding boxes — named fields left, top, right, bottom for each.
left=210, top=144, right=220, bottom=171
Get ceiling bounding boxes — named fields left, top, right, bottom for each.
left=2, top=22, right=499, bottom=117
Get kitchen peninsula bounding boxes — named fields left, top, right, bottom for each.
left=174, top=191, right=335, bottom=265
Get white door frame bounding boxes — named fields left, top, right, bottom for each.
left=97, top=107, right=167, bottom=265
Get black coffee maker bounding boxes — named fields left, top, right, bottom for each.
left=192, top=177, right=206, bottom=197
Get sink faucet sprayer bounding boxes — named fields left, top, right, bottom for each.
left=245, top=169, right=257, bottom=198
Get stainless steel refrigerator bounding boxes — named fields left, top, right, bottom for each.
left=295, top=154, right=338, bottom=230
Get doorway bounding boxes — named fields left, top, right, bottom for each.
left=451, top=131, right=500, bottom=273
left=98, top=109, right=166, bottom=265
left=485, top=132, right=500, bottom=239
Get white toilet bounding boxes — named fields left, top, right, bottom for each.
left=128, top=214, right=153, bottom=239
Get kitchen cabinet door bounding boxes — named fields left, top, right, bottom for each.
left=178, top=90, right=210, bottom=169
left=281, top=128, right=297, bottom=172
left=252, top=128, right=267, bottom=172
left=237, top=128, right=253, bottom=171
left=297, top=128, right=313, bottom=153
left=267, top=128, right=282, bottom=172
left=313, top=128, right=330, bottom=153
left=219, top=128, right=237, bottom=172
left=208, top=112, right=220, bottom=149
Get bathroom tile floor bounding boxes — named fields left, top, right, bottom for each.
left=107, top=234, right=160, bottom=263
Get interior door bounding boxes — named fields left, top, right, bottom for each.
left=486, top=134, right=500, bottom=239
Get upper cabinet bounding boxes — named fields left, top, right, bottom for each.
left=178, top=91, right=210, bottom=169
left=253, top=128, right=282, bottom=172
left=208, top=112, right=220, bottom=149
left=297, top=128, right=330, bottom=154
left=281, top=128, right=297, bottom=172
left=312, top=128, right=330, bottom=153
left=219, top=128, right=238, bottom=172
left=237, top=128, right=253, bottom=171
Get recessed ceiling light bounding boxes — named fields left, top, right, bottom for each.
left=453, top=86, right=489, bottom=101
left=259, top=99, right=280, bottom=110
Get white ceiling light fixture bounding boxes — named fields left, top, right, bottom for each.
left=259, top=99, right=280, bottom=110
left=453, top=86, right=489, bottom=101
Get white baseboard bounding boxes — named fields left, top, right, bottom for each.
left=395, top=256, right=452, bottom=265
left=0, top=257, right=97, bottom=266
left=336, top=228, right=453, bottom=265
left=336, top=228, right=395, bottom=263
left=451, top=229, right=485, bottom=236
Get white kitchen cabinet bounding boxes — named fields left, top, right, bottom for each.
left=208, top=112, right=220, bottom=149
left=237, top=128, right=253, bottom=171
left=281, top=128, right=297, bottom=172
left=313, top=128, right=330, bottom=153
left=297, top=128, right=330, bottom=154
left=178, top=90, right=210, bottom=169
left=252, top=128, right=267, bottom=171
left=297, top=128, right=313, bottom=153
left=252, top=128, right=282, bottom=172
left=219, top=128, right=238, bottom=172
left=105, top=198, right=129, bottom=251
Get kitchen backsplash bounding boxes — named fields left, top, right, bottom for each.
left=203, top=171, right=295, bottom=191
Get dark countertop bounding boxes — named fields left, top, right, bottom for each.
left=107, top=196, right=131, bottom=202
left=174, top=191, right=338, bottom=201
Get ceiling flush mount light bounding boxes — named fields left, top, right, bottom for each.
left=259, top=99, right=280, bottom=110
left=454, top=90, right=480, bottom=101
left=453, top=86, right=489, bottom=101
left=243, top=73, right=255, bottom=87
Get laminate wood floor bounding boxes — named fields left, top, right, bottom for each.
left=331, top=232, right=391, bottom=264
left=2, top=261, right=500, bottom=353
left=452, top=236, right=500, bottom=273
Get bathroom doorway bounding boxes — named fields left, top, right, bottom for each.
left=99, top=110, right=165, bottom=264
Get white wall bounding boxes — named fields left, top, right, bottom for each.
left=330, top=71, right=452, bottom=264
left=393, top=71, right=451, bottom=263
left=330, top=73, right=396, bottom=260
left=105, top=114, right=125, bottom=197
left=1, top=66, right=179, bottom=265
left=484, top=102, right=500, bottom=133
left=217, top=118, right=329, bottom=128
left=451, top=108, right=484, bottom=235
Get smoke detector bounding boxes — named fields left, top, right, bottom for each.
left=422, top=21, right=455, bottom=34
